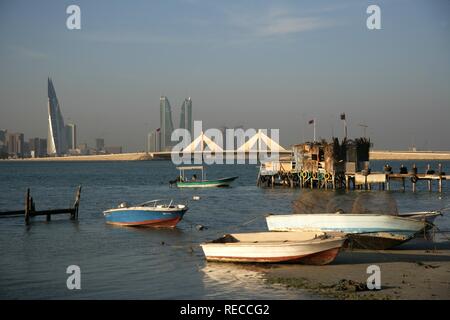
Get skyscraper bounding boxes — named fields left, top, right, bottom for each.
left=179, top=97, right=193, bottom=136
left=148, top=128, right=161, bottom=152
left=47, top=78, right=67, bottom=155
left=160, top=96, right=175, bottom=151
left=7, top=132, right=24, bottom=157
left=65, top=123, right=77, bottom=150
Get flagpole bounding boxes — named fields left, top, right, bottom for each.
left=314, top=118, right=316, bottom=142
left=344, top=119, right=347, bottom=139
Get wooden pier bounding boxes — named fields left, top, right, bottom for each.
left=258, top=164, right=448, bottom=192
left=0, top=186, right=81, bottom=225
left=257, top=140, right=447, bottom=192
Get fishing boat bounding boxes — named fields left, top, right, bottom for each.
left=103, top=199, right=188, bottom=227
left=200, top=231, right=346, bottom=265
left=266, top=213, right=430, bottom=249
left=175, top=166, right=238, bottom=188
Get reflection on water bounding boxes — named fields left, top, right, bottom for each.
left=0, top=160, right=449, bottom=299
left=293, top=190, right=399, bottom=215
left=201, top=262, right=311, bottom=299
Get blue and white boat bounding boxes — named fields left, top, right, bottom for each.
left=103, top=199, right=188, bottom=227
left=266, top=213, right=430, bottom=249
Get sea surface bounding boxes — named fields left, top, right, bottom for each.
left=0, top=160, right=449, bottom=299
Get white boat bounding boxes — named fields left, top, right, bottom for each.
left=200, top=231, right=346, bottom=265
left=266, top=213, right=432, bottom=250
left=266, top=213, right=428, bottom=236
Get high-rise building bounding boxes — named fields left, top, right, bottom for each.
left=65, top=123, right=77, bottom=150
left=0, top=129, right=6, bottom=145
left=29, top=138, right=47, bottom=158
left=96, top=138, right=105, bottom=152
left=148, top=128, right=161, bottom=152
left=179, top=97, right=193, bottom=136
left=160, top=96, right=175, bottom=151
left=47, top=78, right=67, bottom=155
left=7, top=132, right=24, bottom=157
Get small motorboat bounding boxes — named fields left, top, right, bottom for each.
left=175, top=166, right=238, bottom=188
left=103, top=199, right=188, bottom=227
left=266, top=213, right=431, bottom=250
left=200, top=231, right=346, bottom=265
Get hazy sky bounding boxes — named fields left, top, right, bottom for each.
left=0, top=0, right=449, bottom=151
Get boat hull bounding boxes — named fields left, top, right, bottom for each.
left=345, top=232, right=413, bottom=250
left=201, top=236, right=345, bottom=265
left=104, top=208, right=187, bottom=227
left=177, top=176, right=238, bottom=188
left=266, top=214, right=426, bottom=235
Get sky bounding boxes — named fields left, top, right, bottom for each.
left=0, top=0, right=449, bottom=151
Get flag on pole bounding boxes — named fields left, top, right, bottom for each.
left=308, top=119, right=314, bottom=124
left=340, top=113, right=346, bottom=120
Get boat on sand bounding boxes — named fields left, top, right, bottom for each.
left=200, top=231, right=346, bottom=265
left=266, top=213, right=430, bottom=249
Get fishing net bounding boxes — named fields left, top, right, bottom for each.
left=292, top=191, right=398, bottom=215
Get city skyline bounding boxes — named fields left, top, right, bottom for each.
left=0, top=1, right=449, bottom=151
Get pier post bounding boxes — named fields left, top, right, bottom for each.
left=427, top=164, right=432, bottom=192
left=438, top=163, right=442, bottom=193
left=24, top=188, right=30, bottom=225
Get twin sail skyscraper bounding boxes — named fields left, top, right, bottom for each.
left=47, top=78, right=67, bottom=156
left=149, top=96, right=193, bottom=152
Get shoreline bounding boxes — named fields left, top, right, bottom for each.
left=2, top=150, right=450, bottom=162
left=263, top=239, right=450, bottom=300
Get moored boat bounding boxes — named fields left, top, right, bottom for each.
left=175, top=166, right=238, bottom=188
left=266, top=213, right=428, bottom=235
left=103, top=199, right=188, bottom=227
left=200, top=231, right=346, bottom=265
left=266, top=213, right=430, bottom=249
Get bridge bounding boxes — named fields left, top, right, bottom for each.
left=149, top=130, right=292, bottom=159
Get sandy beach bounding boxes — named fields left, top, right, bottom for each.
left=370, top=151, right=450, bottom=160
left=264, top=239, right=450, bottom=300
left=4, top=150, right=450, bottom=162
left=4, top=152, right=152, bottom=161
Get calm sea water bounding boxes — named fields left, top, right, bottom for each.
left=0, top=160, right=449, bottom=299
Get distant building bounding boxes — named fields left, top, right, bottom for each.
left=78, top=143, right=89, bottom=155
left=0, top=129, right=7, bottom=158
left=7, top=132, right=24, bottom=157
left=105, top=146, right=122, bottom=154
left=148, top=128, right=161, bottom=152
left=47, top=78, right=67, bottom=156
left=179, top=97, right=193, bottom=136
left=0, top=129, right=6, bottom=145
left=29, top=138, right=47, bottom=158
left=96, top=138, right=105, bottom=152
left=160, top=96, right=175, bottom=151
left=65, top=123, right=77, bottom=150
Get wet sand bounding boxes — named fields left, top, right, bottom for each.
left=264, top=239, right=450, bottom=300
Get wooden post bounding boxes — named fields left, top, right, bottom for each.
left=438, top=163, right=442, bottom=193
left=24, top=188, right=30, bottom=225
left=72, top=186, right=82, bottom=220
left=427, top=164, right=432, bottom=192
